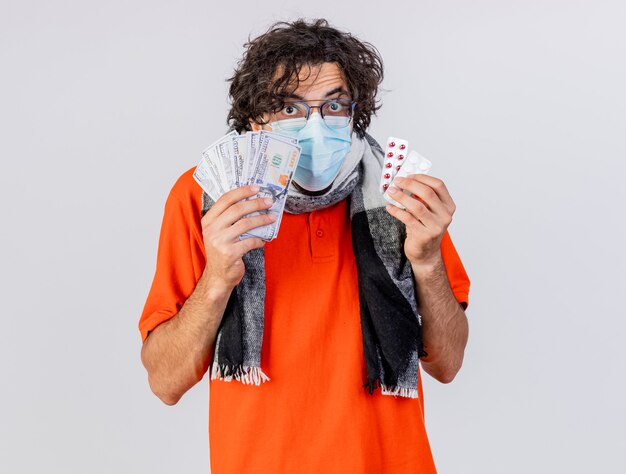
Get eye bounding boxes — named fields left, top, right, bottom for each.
left=328, top=101, right=343, bottom=112
left=323, top=99, right=352, bottom=117
left=283, top=105, right=298, bottom=116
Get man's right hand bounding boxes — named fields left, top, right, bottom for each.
left=141, top=185, right=275, bottom=405
left=200, top=184, right=275, bottom=290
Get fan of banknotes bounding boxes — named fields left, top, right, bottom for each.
left=193, top=130, right=302, bottom=241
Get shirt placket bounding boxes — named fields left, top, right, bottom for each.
left=307, top=210, right=336, bottom=263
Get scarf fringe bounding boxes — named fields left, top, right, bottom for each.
left=210, top=361, right=270, bottom=385
left=381, top=384, right=418, bottom=399
left=364, top=379, right=419, bottom=399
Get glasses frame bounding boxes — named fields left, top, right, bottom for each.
left=276, top=99, right=357, bottom=125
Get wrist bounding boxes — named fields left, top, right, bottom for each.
left=199, top=269, right=235, bottom=302
left=410, top=255, right=445, bottom=280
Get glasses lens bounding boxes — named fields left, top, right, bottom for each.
left=271, top=103, right=309, bottom=132
left=322, top=100, right=353, bottom=129
left=321, top=99, right=352, bottom=117
left=322, top=116, right=351, bottom=129
left=275, top=103, right=308, bottom=120
left=272, top=100, right=354, bottom=131
left=272, top=117, right=308, bottom=132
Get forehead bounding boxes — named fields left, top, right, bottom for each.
left=276, top=62, right=348, bottom=97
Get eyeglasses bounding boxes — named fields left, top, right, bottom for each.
left=271, top=98, right=356, bottom=131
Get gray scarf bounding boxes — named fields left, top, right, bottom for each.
left=201, top=133, right=426, bottom=398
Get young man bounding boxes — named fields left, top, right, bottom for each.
left=139, top=19, right=470, bottom=473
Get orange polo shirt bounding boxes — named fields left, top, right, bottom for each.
left=139, top=168, right=471, bottom=473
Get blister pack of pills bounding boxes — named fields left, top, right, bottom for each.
left=380, top=136, right=432, bottom=209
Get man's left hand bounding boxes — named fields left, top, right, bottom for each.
left=385, top=174, right=456, bottom=270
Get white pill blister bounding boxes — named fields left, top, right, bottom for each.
left=383, top=150, right=432, bottom=209
left=379, top=136, right=409, bottom=194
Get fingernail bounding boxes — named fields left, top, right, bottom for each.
left=263, top=197, right=273, bottom=206
left=387, top=186, right=398, bottom=194
left=251, top=185, right=260, bottom=192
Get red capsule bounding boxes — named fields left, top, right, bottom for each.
left=382, top=184, right=389, bottom=191
left=385, top=162, right=392, bottom=168
left=397, top=155, right=404, bottom=160
left=384, top=173, right=391, bottom=179
left=387, top=152, right=394, bottom=158
left=389, top=141, right=396, bottom=147
left=396, top=165, right=401, bottom=171
left=399, top=144, right=406, bottom=150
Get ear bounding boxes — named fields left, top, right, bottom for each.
left=249, top=116, right=271, bottom=132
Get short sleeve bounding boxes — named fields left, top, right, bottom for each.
left=138, top=169, right=206, bottom=342
left=440, top=230, right=471, bottom=310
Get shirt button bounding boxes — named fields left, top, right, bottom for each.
left=316, top=229, right=324, bottom=238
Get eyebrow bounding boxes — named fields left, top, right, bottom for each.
left=285, top=86, right=349, bottom=100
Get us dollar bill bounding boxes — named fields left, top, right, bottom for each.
left=213, top=131, right=237, bottom=191
left=195, top=130, right=299, bottom=241
left=231, top=134, right=247, bottom=188
left=244, top=131, right=260, bottom=186
left=193, top=154, right=222, bottom=202
left=242, top=133, right=301, bottom=241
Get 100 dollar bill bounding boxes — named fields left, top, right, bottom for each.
left=242, top=133, right=301, bottom=241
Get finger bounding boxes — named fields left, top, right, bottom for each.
left=207, top=185, right=261, bottom=219
left=218, top=197, right=274, bottom=227
left=402, top=174, right=456, bottom=215
left=385, top=202, right=424, bottom=229
left=386, top=187, right=439, bottom=229
left=203, top=195, right=273, bottom=230
left=392, top=177, right=447, bottom=216
left=223, top=212, right=277, bottom=241
left=234, top=236, right=266, bottom=255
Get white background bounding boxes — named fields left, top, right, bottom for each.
left=1, top=0, right=625, bottom=472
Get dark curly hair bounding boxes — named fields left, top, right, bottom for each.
left=226, top=19, right=384, bottom=138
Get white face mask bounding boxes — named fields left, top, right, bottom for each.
left=271, top=114, right=352, bottom=192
